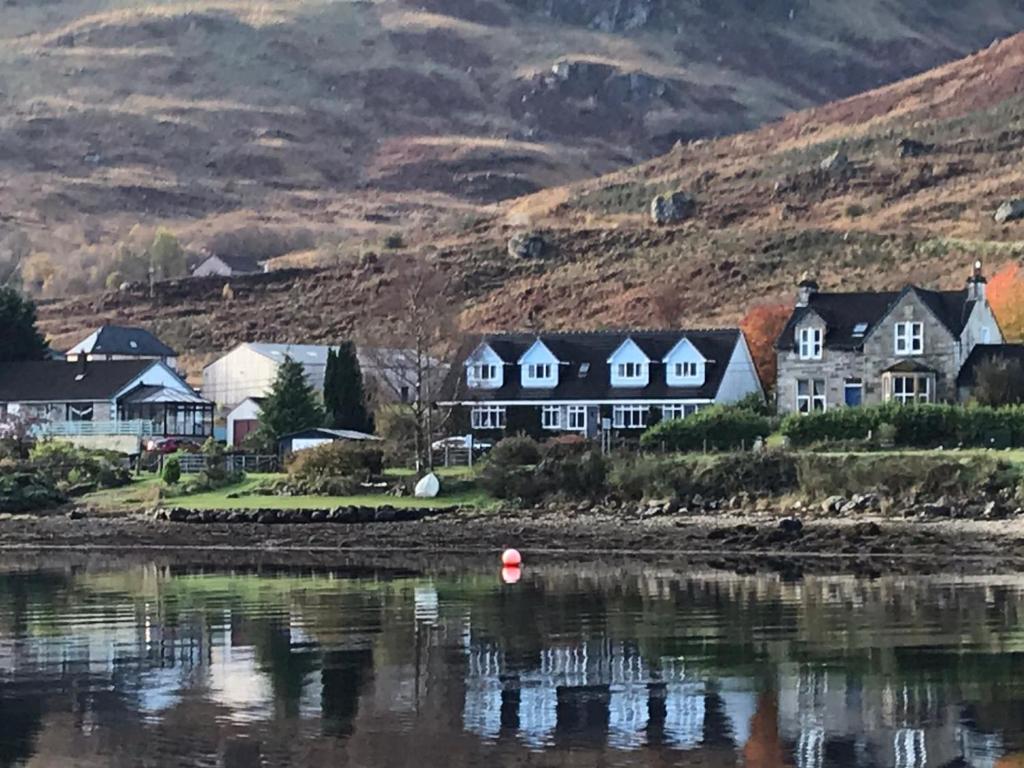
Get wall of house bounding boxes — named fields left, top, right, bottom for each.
left=861, top=292, right=960, bottom=402
left=960, top=299, right=1003, bottom=360
left=715, top=336, right=763, bottom=404
left=203, top=346, right=281, bottom=410
left=776, top=347, right=865, bottom=414
left=608, top=340, right=650, bottom=388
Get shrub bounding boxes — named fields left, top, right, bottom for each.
left=28, top=442, right=131, bottom=491
left=488, top=436, right=542, bottom=467
left=0, top=471, right=65, bottom=513
left=376, top=404, right=418, bottom=465
left=640, top=406, right=773, bottom=452
left=288, top=441, right=384, bottom=485
left=162, top=457, right=181, bottom=485
left=608, top=451, right=798, bottom=500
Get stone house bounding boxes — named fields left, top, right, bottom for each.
left=774, top=263, right=1002, bottom=414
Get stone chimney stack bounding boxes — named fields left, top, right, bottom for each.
left=966, top=259, right=987, bottom=303
left=796, top=273, right=819, bottom=308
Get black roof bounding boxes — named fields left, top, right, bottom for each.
left=440, top=329, right=742, bottom=402
left=775, top=286, right=975, bottom=351
left=0, top=360, right=155, bottom=402
left=69, top=325, right=177, bottom=358
left=957, top=344, right=1024, bottom=387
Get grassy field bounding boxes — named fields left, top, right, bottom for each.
left=84, top=470, right=494, bottom=513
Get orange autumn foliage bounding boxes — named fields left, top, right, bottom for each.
left=741, top=303, right=792, bottom=392
left=988, top=261, right=1024, bottom=342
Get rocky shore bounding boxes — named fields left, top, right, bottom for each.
left=2, top=501, right=1024, bottom=575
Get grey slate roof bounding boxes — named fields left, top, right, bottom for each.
left=441, top=329, right=741, bottom=402
left=0, top=360, right=154, bottom=402
left=775, top=286, right=976, bottom=352
left=957, top=344, right=1024, bottom=387
left=67, top=325, right=177, bottom=358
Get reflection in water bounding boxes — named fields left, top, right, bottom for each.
left=0, top=564, right=1023, bottom=766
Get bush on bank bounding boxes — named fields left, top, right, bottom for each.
left=640, top=406, right=774, bottom=452
left=781, top=403, right=1024, bottom=449
left=287, top=441, right=385, bottom=495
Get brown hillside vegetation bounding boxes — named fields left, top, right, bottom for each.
left=4, top=0, right=1024, bottom=295
left=29, top=23, right=1024, bottom=373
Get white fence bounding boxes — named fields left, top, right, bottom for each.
left=175, top=454, right=279, bottom=474
left=38, top=420, right=155, bottom=437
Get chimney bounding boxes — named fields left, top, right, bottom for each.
left=796, top=273, right=819, bottom=307
left=966, top=259, right=987, bottom=303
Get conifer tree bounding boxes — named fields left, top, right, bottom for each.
left=256, top=356, right=324, bottom=443
left=324, top=343, right=371, bottom=432
left=0, top=286, right=47, bottom=362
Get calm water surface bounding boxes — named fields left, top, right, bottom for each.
left=1, top=559, right=1023, bottom=767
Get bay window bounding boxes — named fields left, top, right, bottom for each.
left=890, top=375, right=931, bottom=404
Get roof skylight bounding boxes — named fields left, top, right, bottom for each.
left=852, top=322, right=869, bottom=336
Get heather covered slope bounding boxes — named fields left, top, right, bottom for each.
left=4, top=0, right=1024, bottom=294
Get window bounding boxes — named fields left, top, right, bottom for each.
left=894, top=322, right=923, bottom=355
left=616, top=362, right=645, bottom=379
left=799, top=327, right=823, bottom=359
left=891, top=375, right=930, bottom=404
left=852, top=322, right=869, bottom=338
left=400, top=385, right=410, bottom=403
left=796, top=379, right=826, bottom=413
left=541, top=406, right=561, bottom=430
left=613, top=404, right=648, bottom=429
left=472, top=363, right=497, bottom=381
left=674, top=362, right=699, bottom=378
left=471, top=405, right=506, bottom=429
left=578, top=363, right=591, bottom=378
left=527, top=363, right=552, bottom=380
left=662, top=403, right=701, bottom=421
left=567, top=406, right=587, bottom=431
left=66, top=404, right=94, bottom=422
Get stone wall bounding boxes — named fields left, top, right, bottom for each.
left=150, top=505, right=448, bottom=524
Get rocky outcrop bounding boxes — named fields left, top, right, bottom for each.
left=150, top=505, right=447, bottom=524
left=819, top=149, right=849, bottom=174
left=994, top=199, right=1024, bottom=223
left=510, top=0, right=657, bottom=31
left=507, top=231, right=547, bottom=259
left=897, top=138, right=932, bottom=158
left=649, top=191, right=695, bottom=224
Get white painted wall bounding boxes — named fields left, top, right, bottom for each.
left=959, top=297, right=1004, bottom=367
left=518, top=341, right=560, bottom=389
left=608, top=339, right=650, bottom=388
left=193, top=256, right=234, bottom=277
left=203, top=345, right=285, bottom=410
left=113, top=362, right=192, bottom=399
left=226, top=398, right=263, bottom=447
left=292, top=437, right=332, bottom=452
left=715, top=334, right=764, bottom=404
left=662, top=338, right=706, bottom=387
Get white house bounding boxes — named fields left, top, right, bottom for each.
left=440, top=329, right=763, bottom=436
left=192, top=254, right=267, bottom=277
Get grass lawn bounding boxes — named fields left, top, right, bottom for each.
left=84, top=472, right=494, bottom=512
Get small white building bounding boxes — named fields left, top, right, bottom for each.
left=192, top=255, right=266, bottom=277
left=226, top=396, right=264, bottom=447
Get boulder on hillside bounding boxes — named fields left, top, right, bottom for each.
left=994, top=199, right=1024, bottom=224
left=819, top=150, right=849, bottom=173
left=649, top=192, right=695, bottom=225
left=508, top=232, right=547, bottom=259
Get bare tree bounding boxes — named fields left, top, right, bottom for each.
left=360, top=262, right=463, bottom=474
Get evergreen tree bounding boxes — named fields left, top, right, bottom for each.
left=256, top=356, right=325, bottom=443
left=0, top=287, right=47, bottom=362
left=324, top=343, right=371, bottom=432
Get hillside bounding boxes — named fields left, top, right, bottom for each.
left=34, top=29, right=1024, bottom=376
left=5, top=0, right=1024, bottom=296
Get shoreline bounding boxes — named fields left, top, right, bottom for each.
left=3, top=508, right=1024, bottom=575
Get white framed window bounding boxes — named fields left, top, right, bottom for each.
left=798, top=328, right=823, bottom=360
left=566, top=405, right=587, bottom=431
left=526, top=363, right=552, bottom=380
left=470, top=363, right=498, bottom=385
left=674, top=362, right=699, bottom=378
left=662, top=403, right=686, bottom=421
left=616, top=362, right=645, bottom=380
left=471, top=405, right=506, bottom=429
left=796, top=379, right=826, bottom=413
left=891, top=375, right=930, bottom=404
left=894, top=322, right=923, bottom=355
left=613, top=404, right=648, bottom=429
left=541, top=406, right=561, bottom=430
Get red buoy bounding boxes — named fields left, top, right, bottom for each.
left=501, top=548, right=522, bottom=567
left=501, top=566, right=522, bottom=585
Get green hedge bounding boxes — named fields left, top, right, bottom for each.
left=781, top=403, right=1024, bottom=449
left=640, top=407, right=774, bottom=452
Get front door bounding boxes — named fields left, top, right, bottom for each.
left=844, top=380, right=863, bottom=407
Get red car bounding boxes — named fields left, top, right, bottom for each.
left=146, top=437, right=202, bottom=454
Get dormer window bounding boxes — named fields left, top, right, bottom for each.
left=894, top=322, right=923, bottom=355
left=675, top=362, right=698, bottom=378
left=799, top=328, right=823, bottom=360
left=617, top=362, right=645, bottom=380
left=527, top=363, right=552, bottom=380
left=472, top=364, right=497, bottom=382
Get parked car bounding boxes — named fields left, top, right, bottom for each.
left=145, top=437, right=202, bottom=454
left=431, top=435, right=492, bottom=451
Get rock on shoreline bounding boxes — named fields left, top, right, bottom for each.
left=149, top=505, right=448, bottom=525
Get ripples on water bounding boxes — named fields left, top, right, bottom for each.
left=0, top=562, right=1023, bottom=767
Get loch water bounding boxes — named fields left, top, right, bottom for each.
left=1, top=558, right=1023, bottom=767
